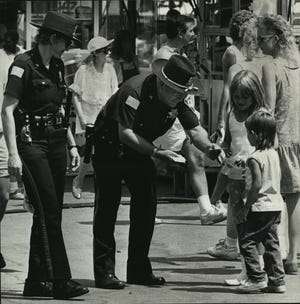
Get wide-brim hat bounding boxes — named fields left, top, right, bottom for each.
left=31, top=11, right=80, bottom=42
left=87, top=36, right=114, bottom=54
left=152, top=54, right=196, bottom=93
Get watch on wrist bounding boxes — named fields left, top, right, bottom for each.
left=67, top=145, right=78, bottom=151
left=151, top=147, right=158, bottom=157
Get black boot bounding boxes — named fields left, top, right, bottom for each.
left=127, top=273, right=166, bottom=286
left=23, top=279, right=53, bottom=297
left=53, top=280, right=89, bottom=299
left=95, top=274, right=125, bottom=289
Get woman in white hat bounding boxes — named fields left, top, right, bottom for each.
left=70, top=36, right=118, bottom=199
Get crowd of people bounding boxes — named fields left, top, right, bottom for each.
left=0, top=7, right=299, bottom=300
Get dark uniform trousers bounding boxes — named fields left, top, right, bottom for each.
left=18, top=125, right=71, bottom=281
left=92, top=139, right=157, bottom=280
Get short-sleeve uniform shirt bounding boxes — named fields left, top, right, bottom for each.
left=95, top=74, right=199, bottom=147
left=5, top=47, right=66, bottom=115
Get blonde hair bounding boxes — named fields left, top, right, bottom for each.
left=240, top=16, right=259, bottom=59
left=258, top=14, right=300, bottom=65
left=230, top=70, right=265, bottom=115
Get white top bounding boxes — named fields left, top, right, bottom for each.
left=153, top=45, right=180, bottom=61
left=234, top=54, right=273, bottom=80
left=70, top=62, right=118, bottom=134
left=223, top=45, right=245, bottom=65
left=0, top=48, right=24, bottom=130
left=223, top=111, right=255, bottom=180
left=247, top=148, right=284, bottom=212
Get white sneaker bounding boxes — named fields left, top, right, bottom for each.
left=155, top=217, right=162, bottom=224
left=200, top=205, right=227, bottom=225
left=236, top=279, right=267, bottom=293
left=10, top=190, right=25, bottom=200
left=225, top=269, right=247, bottom=286
left=215, top=200, right=228, bottom=217
left=225, top=278, right=246, bottom=286
left=207, top=239, right=239, bottom=260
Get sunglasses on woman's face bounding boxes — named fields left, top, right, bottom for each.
left=95, top=47, right=110, bottom=55
left=257, top=34, right=274, bottom=44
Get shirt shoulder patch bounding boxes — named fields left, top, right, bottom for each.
left=184, top=95, right=194, bottom=108
left=125, top=95, right=140, bottom=110
left=10, top=66, right=24, bottom=78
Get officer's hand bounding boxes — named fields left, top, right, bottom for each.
left=69, top=147, right=80, bottom=172
left=8, top=153, right=22, bottom=180
left=210, top=126, right=225, bottom=145
left=155, top=149, right=184, bottom=163
left=205, top=144, right=225, bottom=164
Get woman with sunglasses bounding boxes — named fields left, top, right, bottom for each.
left=71, top=36, right=118, bottom=199
left=259, top=14, right=300, bottom=276
left=1, top=12, right=89, bottom=299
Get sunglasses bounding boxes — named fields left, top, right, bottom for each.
left=64, top=38, right=72, bottom=49
left=257, top=34, right=274, bottom=43
left=94, top=47, right=110, bottom=55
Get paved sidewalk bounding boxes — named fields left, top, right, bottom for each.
left=1, top=200, right=299, bottom=304
left=5, top=175, right=197, bottom=214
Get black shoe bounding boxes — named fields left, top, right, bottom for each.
left=23, top=279, right=53, bottom=297
left=0, top=253, right=6, bottom=269
left=127, top=273, right=166, bottom=286
left=53, top=280, right=89, bottom=299
left=95, top=274, right=125, bottom=289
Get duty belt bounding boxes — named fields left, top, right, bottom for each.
left=30, top=112, right=64, bottom=127
left=17, top=110, right=65, bottom=144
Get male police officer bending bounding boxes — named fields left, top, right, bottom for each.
left=92, top=54, right=224, bottom=289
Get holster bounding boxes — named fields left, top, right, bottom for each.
left=94, top=114, right=123, bottom=159
left=83, top=124, right=95, bottom=164
left=15, top=107, right=65, bottom=144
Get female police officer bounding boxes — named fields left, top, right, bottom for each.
left=92, top=54, right=225, bottom=289
left=1, top=12, right=89, bottom=299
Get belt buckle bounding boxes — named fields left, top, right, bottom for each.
left=55, top=116, right=63, bottom=125
left=44, top=116, right=53, bottom=126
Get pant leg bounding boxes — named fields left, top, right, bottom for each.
left=92, top=142, right=122, bottom=280
left=261, top=212, right=285, bottom=286
left=123, top=155, right=157, bottom=275
left=19, top=131, right=71, bottom=281
left=48, top=127, right=68, bottom=213
left=237, top=212, right=266, bottom=282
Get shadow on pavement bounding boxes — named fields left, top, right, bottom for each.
left=154, top=267, right=240, bottom=275
left=158, top=215, right=199, bottom=221
left=167, top=280, right=225, bottom=286
left=0, top=291, right=52, bottom=301
left=78, top=220, right=130, bottom=226
left=159, top=222, right=202, bottom=226
left=151, top=255, right=215, bottom=264
left=0, top=268, right=21, bottom=273
left=171, top=286, right=234, bottom=293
